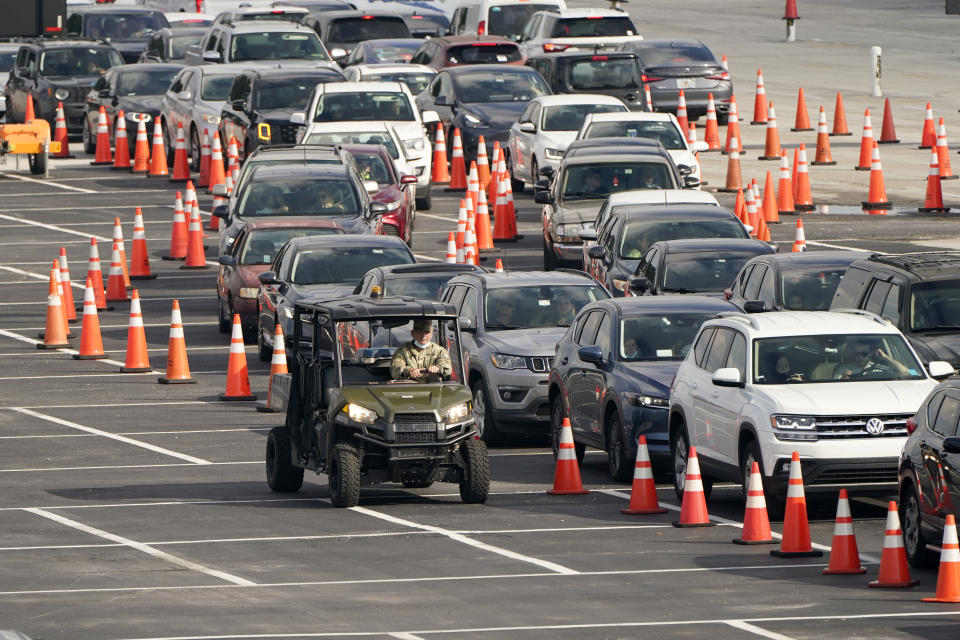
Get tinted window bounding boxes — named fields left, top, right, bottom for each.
left=366, top=43, right=420, bottom=63
left=201, top=74, right=235, bottom=100
left=461, top=286, right=478, bottom=320
left=736, top=264, right=755, bottom=298
left=487, top=3, right=557, bottom=39
left=831, top=265, right=871, bottom=308
left=757, top=268, right=775, bottom=307
left=485, top=285, right=608, bottom=330
left=327, top=18, right=410, bottom=42
left=933, top=395, right=960, bottom=437
left=619, top=219, right=748, bottom=259
left=170, top=33, right=203, bottom=59
left=725, top=332, right=746, bottom=380
left=84, top=12, right=168, bottom=40
left=40, top=48, right=122, bottom=75
left=231, top=31, right=329, bottom=62
left=258, top=76, right=338, bottom=110
left=703, top=328, right=734, bottom=373
left=692, top=327, right=715, bottom=367
left=116, top=68, right=178, bottom=96
left=635, top=45, right=716, bottom=66
left=550, top=16, right=637, bottom=37
left=238, top=176, right=360, bottom=216
left=290, top=246, right=413, bottom=284
left=240, top=227, right=341, bottom=265
left=595, top=312, right=612, bottom=359
left=541, top=103, right=626, bottom=131
left=447, top=43, right=522, bottom=65
left=562, top=163, right=673, bottom=200
left=661, top=251, right=762, bottom=294
left=743, top=265, right=765, bottom=301
left=455, top=70, right=550, bottom=103
left=881, top=283, right=901, bottom=324
left=351, top=152, right=394, bottom=185
left=620, top=312, right=715, bottom=361
left=910, top=280, right=960, bottom=332
left=306, top=131, right=399, bottom=159
left=385, top=276, right=455, bottom=300
left=363, top=72, right=434, bottom=95
left=568, top=58, right=640, bottom=90
left=576, top=310, right=602, bottom=346
left=864, top=280, right=892, bottom=315
left=313, top=91, right=413, bottom=122
left=582, top=119, right=685, bottom=149
left=781, top=267, right=848, bottom=311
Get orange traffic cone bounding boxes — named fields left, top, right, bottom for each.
left=111, top=217, right=130, bottom=288
left=181, top=204, right=208, bottom=269
left=493, top=176, right=519, bottom=242
left=198, top=130, right=211, bottom=188
left=104, top=241, right=129, bottom=302
left=759, top=101, right=781, bottom=160
left=455, top=199, right=467, bottom=251
left=923, top=514, right=960, bottom=602
left=37, top=268, right=70, bottom=349
left=49, top=260, right=70, bottom=338
left=431, top=123, right=450, bottom=183
left=920, top=149, right=950, bottom=213
left=792, top=219, right=807, bottom=252
left=147, top=120, right=169, bottom=177
left=494, top=258, right=505, bottom=273
left=673, top=445, right=716, bottom=527
left=476, top=136, right=490, bottom=188
left=704, top=93, right=721, bottom=151
left=744, top=188, right=759, bottom=234
left=822, top=489, right=867, bottom=574
left=257, top=324, right=289, bottom=413
left=855, top=109, right=874, bottom=171
left=862, top=141, right=892, bottom=214
left=220, top=314, right=256, bottom=401
left=445, top=232, right=457, bottom=263
left=207, top=133, right=226, bottom=193
left=771, top=452, right=823, bottom=557
left=920, top=102, right=936, bottom=149
left=487, top=145, right=504, bottom=206
left=84, top=238, right=110, bottom=311
left=131, top=116, right=150, bottom=174
left=717, top=139, right=742, bottom=192
left=791, top=87, right=813, bottom=132
left=547, top=417, right=589, bottom=495
left=620, top=435, right=666, bottom=515
left=503, top=177, right=517, bottom=234
left=58, top=247, right=77, bottom=323
left=812, top=106, right=836, bottom=165
left=448, top=128, right=467, bottom=190
left=777, top=150, right=796, bottom=215
left=158, top=300, right=196, bottom=384
left=869, top=501, right=919, bottom=587
left=750, top=69, right=767, bottom=125
left=723, top=94, right=743, bottom=154
left=676, top=89, right=689, bottom=134
left=120, top=290, right=152, bottom=372
left=463, top=223, right=476, bottom=266
left=644, top=83, right=653, bottom=111
left=72, top=278, right=107, bottom=360
left=733, top=462, right=775, bottom=544
left=91, top=106, right=113, bottom=166
left=467, top=211, right=480, bottom=266
left=25, top=94, right=35, bottom=121
left=52, top=102, right=73, bottom=158
left=111, top=111, right=131, bottom=170
left=761, top=171, right=780, bottom=224
left=474, top=189, right=494, bottom=251
left=466, top=161, right=480, bottom=213
left=936, top=118, right=957, bottom=180
left=791, top=147, right=800, bottom=200
left=831, top=92, right=851, bottom=136
left=794, top=144, right=814, bottom=212
left=878, top=98, right=900, bottom=144
left=170, top=122, right=191, bottom=183
left=163, top=192, right=188, bottom=261
left=732, top=188, right=745, bottom=223
left=129, top=208, right=156, bottom=280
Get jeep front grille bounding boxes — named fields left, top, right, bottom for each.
left=396, top=431, right=436, bottom=443
left=528, top=356, right=554, bottom=373
left=275, top=124, right=299, bottom=145
left=395, top=412, right=437, bottom=423
left=813, top=414, right=911, bottom=439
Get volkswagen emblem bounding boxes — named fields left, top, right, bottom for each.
left=865, top=418, right=885, bottom=435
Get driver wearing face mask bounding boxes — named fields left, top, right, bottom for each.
left=390, top=318, right=452, bottom=380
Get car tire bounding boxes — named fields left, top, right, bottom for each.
left=82, top=117, right=95, bottom=155
left=606, top=411, right=632, bottom=482
left=471, top=379, right=501, bottom=445
left=550, top=394, right=585, bottom=465
left=329, top=442, right=361, bottom=508
left=671, top=425, right=712, bottom=502
left=459, top=438, right=490, bottom=504
left=542, top=235, right=558, bottom=271
left=507, top=151, right=524, bottom=192
left=266, top=426, right=304, bottom=492
left=258, top=322, right=272, bottom=362
left=416, top=186, right=432, bottom=211
left=740, top=439, right=783, bottom=520
left=218, top=296, right=231, bottom=333
left=902, top=483, right=939, bottom=568
left=531, top=158, right=539, bottom=184
left=190, top=126, right=201, bottom=171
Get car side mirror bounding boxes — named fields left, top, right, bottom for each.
left=677, top=164, right=694, bottom=176
left=723, top=288, right=733, bottom=300
left=538, top=165, right=554, bottom=178
left=213, top=205, right=229, bottom=219
left=534, top=190, right=553, bottom=204
left=421, top=109, right=440, bottom=124
left=212, top=183, right=227, bottom=197
left=400, top=174, right=418, bottom=185
left=202, top=50, right=221, bottom=62
left=330, top=47, right=347, bottom=59
left=578, top=228, right=597, bottom=241
left=587, top=245, right=606, bottom=260
left=177, top=90, right=192, bottom=101
left=258, top=271, right=278, bottom=285
left=628, top=275, right=649, bottom=294
left=289, top=112, right=305, bottom=125
left=98, top=89, right=112, bottom=98
left=712, top=367, right=743, bottom=387
left=691, top=141, right=709, bottom=153
left=369, top=201, right=389, bottom=216
left=519, top=122, right=536, bottom=133
left=434, top=95, right=448, bottom=106
left=683, top=176, right=701, bottom=189
left=458, top=317, right=474, bottom=332
left=231, top=99, right=246, bottom=112
left=944, top=437, right=960, bottom=454
left=578, top=344, right=604, bottom=365
left=217, top=255, right=237, bottom=266
left=743, top=300, right=766, bottom=314
left=927, top=360, right=955, bottom=380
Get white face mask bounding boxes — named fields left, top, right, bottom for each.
left=414, top=339, right=431, bottom=349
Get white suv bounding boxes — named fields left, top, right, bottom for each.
left=668, top=310, right=953, bottom=517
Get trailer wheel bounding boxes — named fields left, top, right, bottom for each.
left=28, top=151, right=47, bottom=176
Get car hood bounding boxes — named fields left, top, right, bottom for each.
left=556, top=200, right=604, bottom=224
left=482, top=327, right=565, bottom=356
left=462, top=102, right=527, bottom=126
left=57, top=75, right=103, bottom=88
left=120, top=95, right=163, bottom=114
left=538, top=130, right=578, bottom=149
left=767, top=379, right=937, bottom=415
left=343, top=383, right=471, bottom=419
left=287, top=283, right=357, bottom=304
left=910, top=332, right=960, bottom=366
left=234, top=264, right=271, bottom=287
left=259, top=108, right=300, bottom=124
left=373, top=184, right=404, bottom=203
left=621, top=360, right=678, bottom=397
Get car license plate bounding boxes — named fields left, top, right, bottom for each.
left=677, top=78, right=696, bottom=89
left=397, top=447, right=429, bottom=457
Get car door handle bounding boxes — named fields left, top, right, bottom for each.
left=560, top=357, right=568, bottom=365
left=712, top=391, right=719, bottom=399
left=691, top=382, right=698, bottom=389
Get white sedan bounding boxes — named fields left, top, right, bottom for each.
left=507, top=94, right=628, bottom=189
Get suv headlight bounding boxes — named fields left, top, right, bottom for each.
left=54, top=88, right=70, bottom=101
left=282, top=307, right=294, bottom=319
left=344, top=403, right=378, bottom=424
left=543, top=147, right=563, bottom=160
left=490, top=353, right=526, bottom=369
left=771, top=414, right=818, bottom=441
left=555, top=223, right=582, bottom=243
left=623, top=392, right=668, bottom=407
left=445, top=402, right=471, bottom=423
left=382, top=198, right=403, bottom=211
left=402, top=138, right=425, bottom=153
left=202, top=115, right=220, bottom=124
left=463, top=113, right=489, bottom=128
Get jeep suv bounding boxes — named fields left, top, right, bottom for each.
left=669, top=309, right=953, bottom=518
left=830, top=252, right=960, bottom=370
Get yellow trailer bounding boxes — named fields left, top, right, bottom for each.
left=0, top=118, right=60, bottom=177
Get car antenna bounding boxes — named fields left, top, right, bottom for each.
left=608, top=0, right=628, bottom=11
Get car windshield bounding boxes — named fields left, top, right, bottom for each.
left=488, top=3, right=557, bottom=39
left=239, top=227, right=341, bottom=265
left=385, top=275, right=455, bottom=300
left=170, top=33, right=203, bottom=59
left=238, top=176, right=361, bottom=217
left=231, top=31, right=329, bottom=61
left=0, top=51, right=17, bottom=72
left=447, top=43, right=522, bottom=65
left=619, top=219, right=748, bottom=259
left=201, top=74, right=235, bottom=100
left=367, top=42, right=421, bottom=63
left=313, top=91, right=413, bottom=122
left=753, top=333, right=925, bottom=384
left=116, top=69, right=178, bottom=96
left=306, top=131, right=400, bottom=159
left=562, top=163, right=673, bottom=201
left=40, top=48, right=123, bottom=76
left=541, top=103, right=626, bottom=131
left=365, top=72, right=434, bottom=94
left=84, top=13, right=168, bottom=40
left=781, top=267, right=848, bottom=311
left=484, top=285, right=608, bottom=329
left=568, top=58, right=640, bottom=90
left=457, top=70, right=549, bottom=103
left=910, top=280, right=960, bottom=332
left=635, top=45, right=717, bottom=66
left=352, top=152, right=394, bottom=185
left=327, top=18, right=410, bottom=43
left=550, top=16, right=637, bottom=37
left=661, top=251, right=761, bottom=293
left=290, top=246, right=413, bottom=284
left=620, top=312, right=714, bottom=361
left=258, top=77, right=332, bottom=110
left=583, top=120, right=685, bottom=149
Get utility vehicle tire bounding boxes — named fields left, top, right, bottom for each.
left=459, top=438, right=490, bottom=504
left=329, top=442, right=361, bottom=508
left=266, top=426, right=303, bottom=492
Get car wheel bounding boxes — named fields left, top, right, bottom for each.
left=542, top=234, right=558, bottom=271
left=471, top=379, right=501, bottom=444
left=28, top=152, right=47, bottom=176
left=507, top=151, right=524, bottom=192
left=606, top=412, right=632, bottom=482
left=459, top=438, right=490, bottom=504
left=671, top=425, right=712, bottom=502
left=416, top=186, right=432, bottom=211
left=266, top=426, right=304, bottom=492
left=902, top=484, right=939, bottom=568
left=328, top=442, right=361, bottom=508
left=163, top=119, right=175, bottom=164
left=82, top=116, right=95, bottom=155
left=218, top=295, right=231, bottom=333
left=258, top=321, right=272, bottom=362
left=531, top=157, right=539, bottom=183
left=740, top=440, right=783, bottom=520
left=550, top=394, right=585, bottom=464
left=190, top=126, right=201, bottom=171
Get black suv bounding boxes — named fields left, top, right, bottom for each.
left=306, top=10, right=412, bottom=65
left=65, top=6, right=170, bottom=63
left=184, top=20, right=333, bottom=66
left=5, top=40, right=124, bottom=134
left=830, top=252, right=960, bottom=369
left=219, top=66, right=344, bottom=160
left=525, top=51, right=647, bottom=112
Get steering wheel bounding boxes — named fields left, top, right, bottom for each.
left=855, top=363, right=889, bottom=378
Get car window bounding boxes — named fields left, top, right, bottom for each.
left=204, top=32, right=219, bottom=52
left=618, top=219, right=747, bottom=260
left=238, top=175, right=361, bottom=217
left=864, top=279, right=892, bottom=315
left=231, top=31, right=329, bottom=62
left=703, top=328, right=734, bottom=374
left=909, top=279, right=960, bottom=332
left=485, top=285, right=606, bottom=330
left=289, top=246, right=413, bottom=285
left=933, top=394, right=960, bottom=437
left=519, top=14, right=541, bottom=41
left=576, top=310, right=602, bottom=346
left=662, top=251, right=762, bottom=294
left=551, top=16, right=637, bottom=37
left=641, top=247, right=658, bottom=282
left=735, top=264, right=754, bottom=299
left=542, top=103, right=626, bottom=132
left=40, top=48, right=121, bottom=76
left=117, top=69, right=178, bottom=96
left=170, top=33, right=203, bottom=59
left=455, top=69, right=550, bottom=103
left=831, top=265, right=871, bottom=309
left=568, top=57, right=640, bottom=90
left=927, top=392, right=946, bottom=431
left=620, top=312, right=714, bottom=361
left=781, top=266, right=848, bottom=311
left=364, top=71, right=434, bottom=95
left=461, top=286, right=478, bottom=320
left=326, top=17, right=410, bottom=43
left=757, top=267, right=775, bottom=307
left=240, top=227, right=342, bottom=265
left=595, top=312, right=612, bottom=358
left=634, top=44, right=717, bottom=65
left=488, top=3, right=557, bottom=40
left=201, top=73, right=235, bottom=101
left=692, top=327, right=715, bottom=368
left=725, top=332, right=746, bottom=380
left=305, top=131, right=400, bottom=159
left=563, top=163, right=673, bottom=202
left=880, top=283, right=901, bottom=325
left=582, top=119, right=686, bottom=149
left=313, top=91, right=414, bottom=122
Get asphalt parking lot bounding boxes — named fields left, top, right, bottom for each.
left=4, top=0, right=960, bottom=638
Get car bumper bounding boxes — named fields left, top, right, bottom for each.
left=625, top=406, right=670, bottom=460
left=489, top=372, right=550, bottom=431
left=650, top=85, right=733, bottom=118
left=764, top=455, right=900, bottom=497
left=460, top=126, right=509, bottom=164
left=551, top=240, right=584, bottom=266
left=233, top=296, right=258, bottom=329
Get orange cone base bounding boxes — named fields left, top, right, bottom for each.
left=130, top=273, right=158, bottom=280
left=78, top=304, right=113, bottom=312
left=90, top=160, right=113, bottom=166
left=733, top=536, right=777, bottom=545
left=546, top=488, right=590, bottom=496
left=791, top=127, right=814, bottom=132
left=794, top=204, right=816, bottom=212
left=940, top=174, right=959, bottom=181
left=131, top=169, right=148, bottom=175
left=36, top=341, right=70, bottom=349
left=779, top=209, right=797, bottom=216
left=771, top=548, right=823, bottom=558
left=868, top=578, right=919, bottom=588
left=759, top=155, right=782, bottom=161
left=158, top=376, right=197, bottom=385
left=219, top=392, right=257, bottom=401
left=161, top=255, right=185, bottom=261
left=179, top=264, right=210, bottom=270
left=923, top=594, right=960, bottom=602
left=120, top=365, right=153, bottom=373
left=673, top=520, right=717, bottom=528
left=919, top=206, right=951, bottom=213
left=861, top=201, right=893, bottom=210
left=823, top=566, right=867, bottom=575
left=854, top=165, right=871, bottom=171
left=621, top=506, right=667, bottom=515
left=714, top=187, right=740, bottom=193
left=877, top=138, right=900, bottom=144
left=811, top=159, right=837, bottom=166
left=73, top=353, right=108, bottom=360
left=831, top=132, right=853, bottom=137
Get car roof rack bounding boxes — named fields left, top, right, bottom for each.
left=832, top=308, right=889, bottom=326
left=867, top=251, right=960, bottom=274
left=713, top=311, right=759, bottom=330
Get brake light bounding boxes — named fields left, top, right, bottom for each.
left=271, top=9, right=285, bottom=13
left=362, top=14, right=375, bottom=19
left=478, top=20, right=485, bottom=35
left=706, top=72, right=730, bottom=80
left=410, top=14, right=423, bottom=18
left=586, top=16, right=602, bottom=19
left=472, top=42, right=498, bottom=46
left=543, top=43, right=569, bottom=52
left=591, top=55, right=608, bottom=61
left=641, top=74, right=663, bottom=82
left=906, top=416, right=917, bottom=435
left=45, top=26, right=63, bottom=32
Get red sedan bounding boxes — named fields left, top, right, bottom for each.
left=342, top=143, right=417, bottom=246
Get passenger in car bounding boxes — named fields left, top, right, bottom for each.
left=766, top=353, right=804, bottom=383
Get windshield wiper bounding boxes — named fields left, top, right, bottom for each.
left=484, top=323, right=520, bottom=330
left=660, top=287, right=697, bottom=294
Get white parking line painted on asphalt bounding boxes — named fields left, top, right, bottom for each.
left=0, top=461, right=260, bottom=474
left=350, top=505, right=579, bottom=575
left=23, top=507, right=256, bottom=586
left=0, top=328, right=124, bottom=366
left=0, top=426, right=270, bottom=440
left=0, top=187, right=161, bottom=197
left=726, top=621, right=796, bottom=640
left=0, top=345, right=230, bottom=357
left=390, top=633, right=428, bottom=640
left=9, top=407, right=212, bottom=465
left=0, top=264, right=84, bottom=289
left=0, top=212, right=108, bottom=241
left=3, top=174, right=98, bottom=193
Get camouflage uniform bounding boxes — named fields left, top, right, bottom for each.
left=390, top=341, right=453, bottom=379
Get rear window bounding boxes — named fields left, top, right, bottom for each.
left=170, top=33, right=203, bottom=59
left=619, top=219, right=748, bottom=259
left=257, top=76, right=338, bottom=110
left=312, top=91, right=414, bottom=122
left=447, top=43, right=522, bottom=65
left=231, top=32, right=329, bottom=62
left=488, top=3, right=558, bottom=39
left=327, top=17, right=411, bottom=43
left=635, top=45, right=717, bottom=66
left=561, top=163, right=674, bottom=201
left=201, top=74, right=235, bottom=100
left=550, top=16, right=636, bottom=37
left=291, top=246, right=414, bottom=284
left=583, top=119, right=685, bottom=149
left=541, top=103, right=626, bottom=131
left=568, top=57, right=640, bottom=90
left=662, top=251, right=762, bottom=294
left=367, top=42, right=420, bottom=63
left=235, top=11, right=305, bottom=23
left=365, top=72, right=434, bottom=95
left=84, top=12, right=168, bottom=40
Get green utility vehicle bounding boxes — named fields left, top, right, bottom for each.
left=267, top=294, right=489, bottom=507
